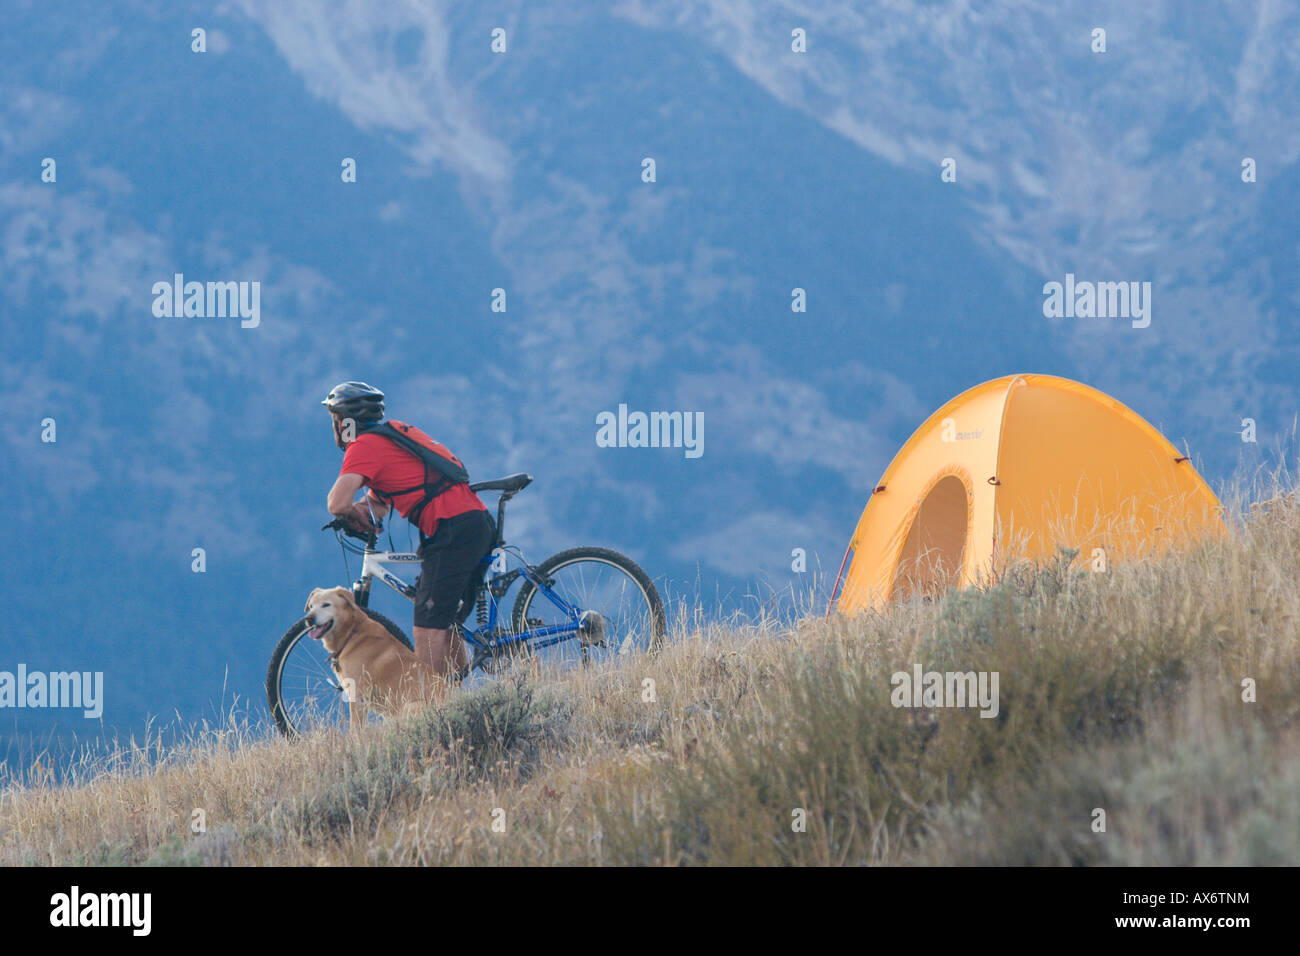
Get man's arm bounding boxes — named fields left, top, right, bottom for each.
left=327, top=473, right=366, bottom=516
left=364, top=489, right=391, bottom=518
left=326, top=474, right=395, bottom=533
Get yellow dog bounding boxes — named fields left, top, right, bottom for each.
left=303, top=586, right=444, bottom=732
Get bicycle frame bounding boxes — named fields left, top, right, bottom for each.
left=350, top=544, right=585, bottom=653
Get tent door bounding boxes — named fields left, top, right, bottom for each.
left=892, top=475, right=968, bottom=602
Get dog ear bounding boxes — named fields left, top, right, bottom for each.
left=305, top=588, right=321, bottom=613
left=333, top=586, right=355, bottom=606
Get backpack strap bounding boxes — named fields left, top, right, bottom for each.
left=357, top=420, right=467, bottom=531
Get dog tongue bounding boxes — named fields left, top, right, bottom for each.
left=307, top=623, right=327, bottom=640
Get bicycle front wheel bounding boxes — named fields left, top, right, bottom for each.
left=266, top=607, right=411, bottom=738
left=511, top=546, right=665, bottom=666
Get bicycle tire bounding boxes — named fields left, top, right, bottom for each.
left=266, top=607, right=411, bottom=738
left=511, top=546, right=665, bottom=653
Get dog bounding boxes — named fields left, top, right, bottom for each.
left=302, top=586, right=444, bottom=732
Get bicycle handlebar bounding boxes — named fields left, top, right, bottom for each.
left=322, top=518, right=380, bottom=542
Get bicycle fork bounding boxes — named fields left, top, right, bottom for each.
left=351, top=572, right=373, bottom=609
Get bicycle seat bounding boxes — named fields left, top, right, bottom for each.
left=469, top=473, right=533, bottom=494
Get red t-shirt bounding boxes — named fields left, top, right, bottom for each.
left=340, top=432, right=486, bottom=537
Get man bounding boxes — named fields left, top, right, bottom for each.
left=321, top=382, right=495, bottom=678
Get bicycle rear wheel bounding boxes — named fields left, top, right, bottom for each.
left=510, top=546, right=664, bottom=667
left=266, top=607, right=411, bottom=738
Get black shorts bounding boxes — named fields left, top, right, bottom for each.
left=413, top=509, right=495, bottom=630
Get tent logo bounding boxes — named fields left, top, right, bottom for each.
left=1042, top=273, right=1151, bottom=328
left=595, top=404, right=704, bottom=459
left=890, top=664, right=1000, bottom=718
left=941, top=418, right=983, bottom=442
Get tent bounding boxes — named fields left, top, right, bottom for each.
left=835, top=374, right=1225, bottom=614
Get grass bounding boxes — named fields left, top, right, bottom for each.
left=1, top=493, right=1297, bottom=866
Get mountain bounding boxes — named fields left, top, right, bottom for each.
left=2, top=0, right=1297, bottom=759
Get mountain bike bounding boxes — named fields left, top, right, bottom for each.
left=266, top=473, right=665, bottom=738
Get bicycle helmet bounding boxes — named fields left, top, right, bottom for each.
left=322, top=381, right=385, bottom=420
left=322, top=382, right=384, bottom=447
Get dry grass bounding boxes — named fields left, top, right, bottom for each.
left=2, top=493, right=1298, bottom=866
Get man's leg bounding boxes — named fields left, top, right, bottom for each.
left=413, top=579, right=473, bottom=675
left=412, top=626, right=465, bottom=676
left=412, top=511, right=493, bottom=677
left=448, top=624, right=470, bottom=672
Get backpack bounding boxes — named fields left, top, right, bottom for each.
left=358, top=419, right=470, bottom=529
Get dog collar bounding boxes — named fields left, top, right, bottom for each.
left=324, top=621, right=358, bottom=668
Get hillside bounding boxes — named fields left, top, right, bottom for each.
left=2, top=497, right=1297, bottom=866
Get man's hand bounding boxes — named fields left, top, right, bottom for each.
left=340, top=500, right=380, bottom=534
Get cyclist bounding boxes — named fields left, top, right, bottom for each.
left=321, top=382, right=494, bottom=679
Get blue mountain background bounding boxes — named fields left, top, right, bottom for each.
left=2, top=0, right=1297, bottom=765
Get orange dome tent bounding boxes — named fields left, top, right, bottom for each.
left=835, top=374, right=1225, bottom=614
